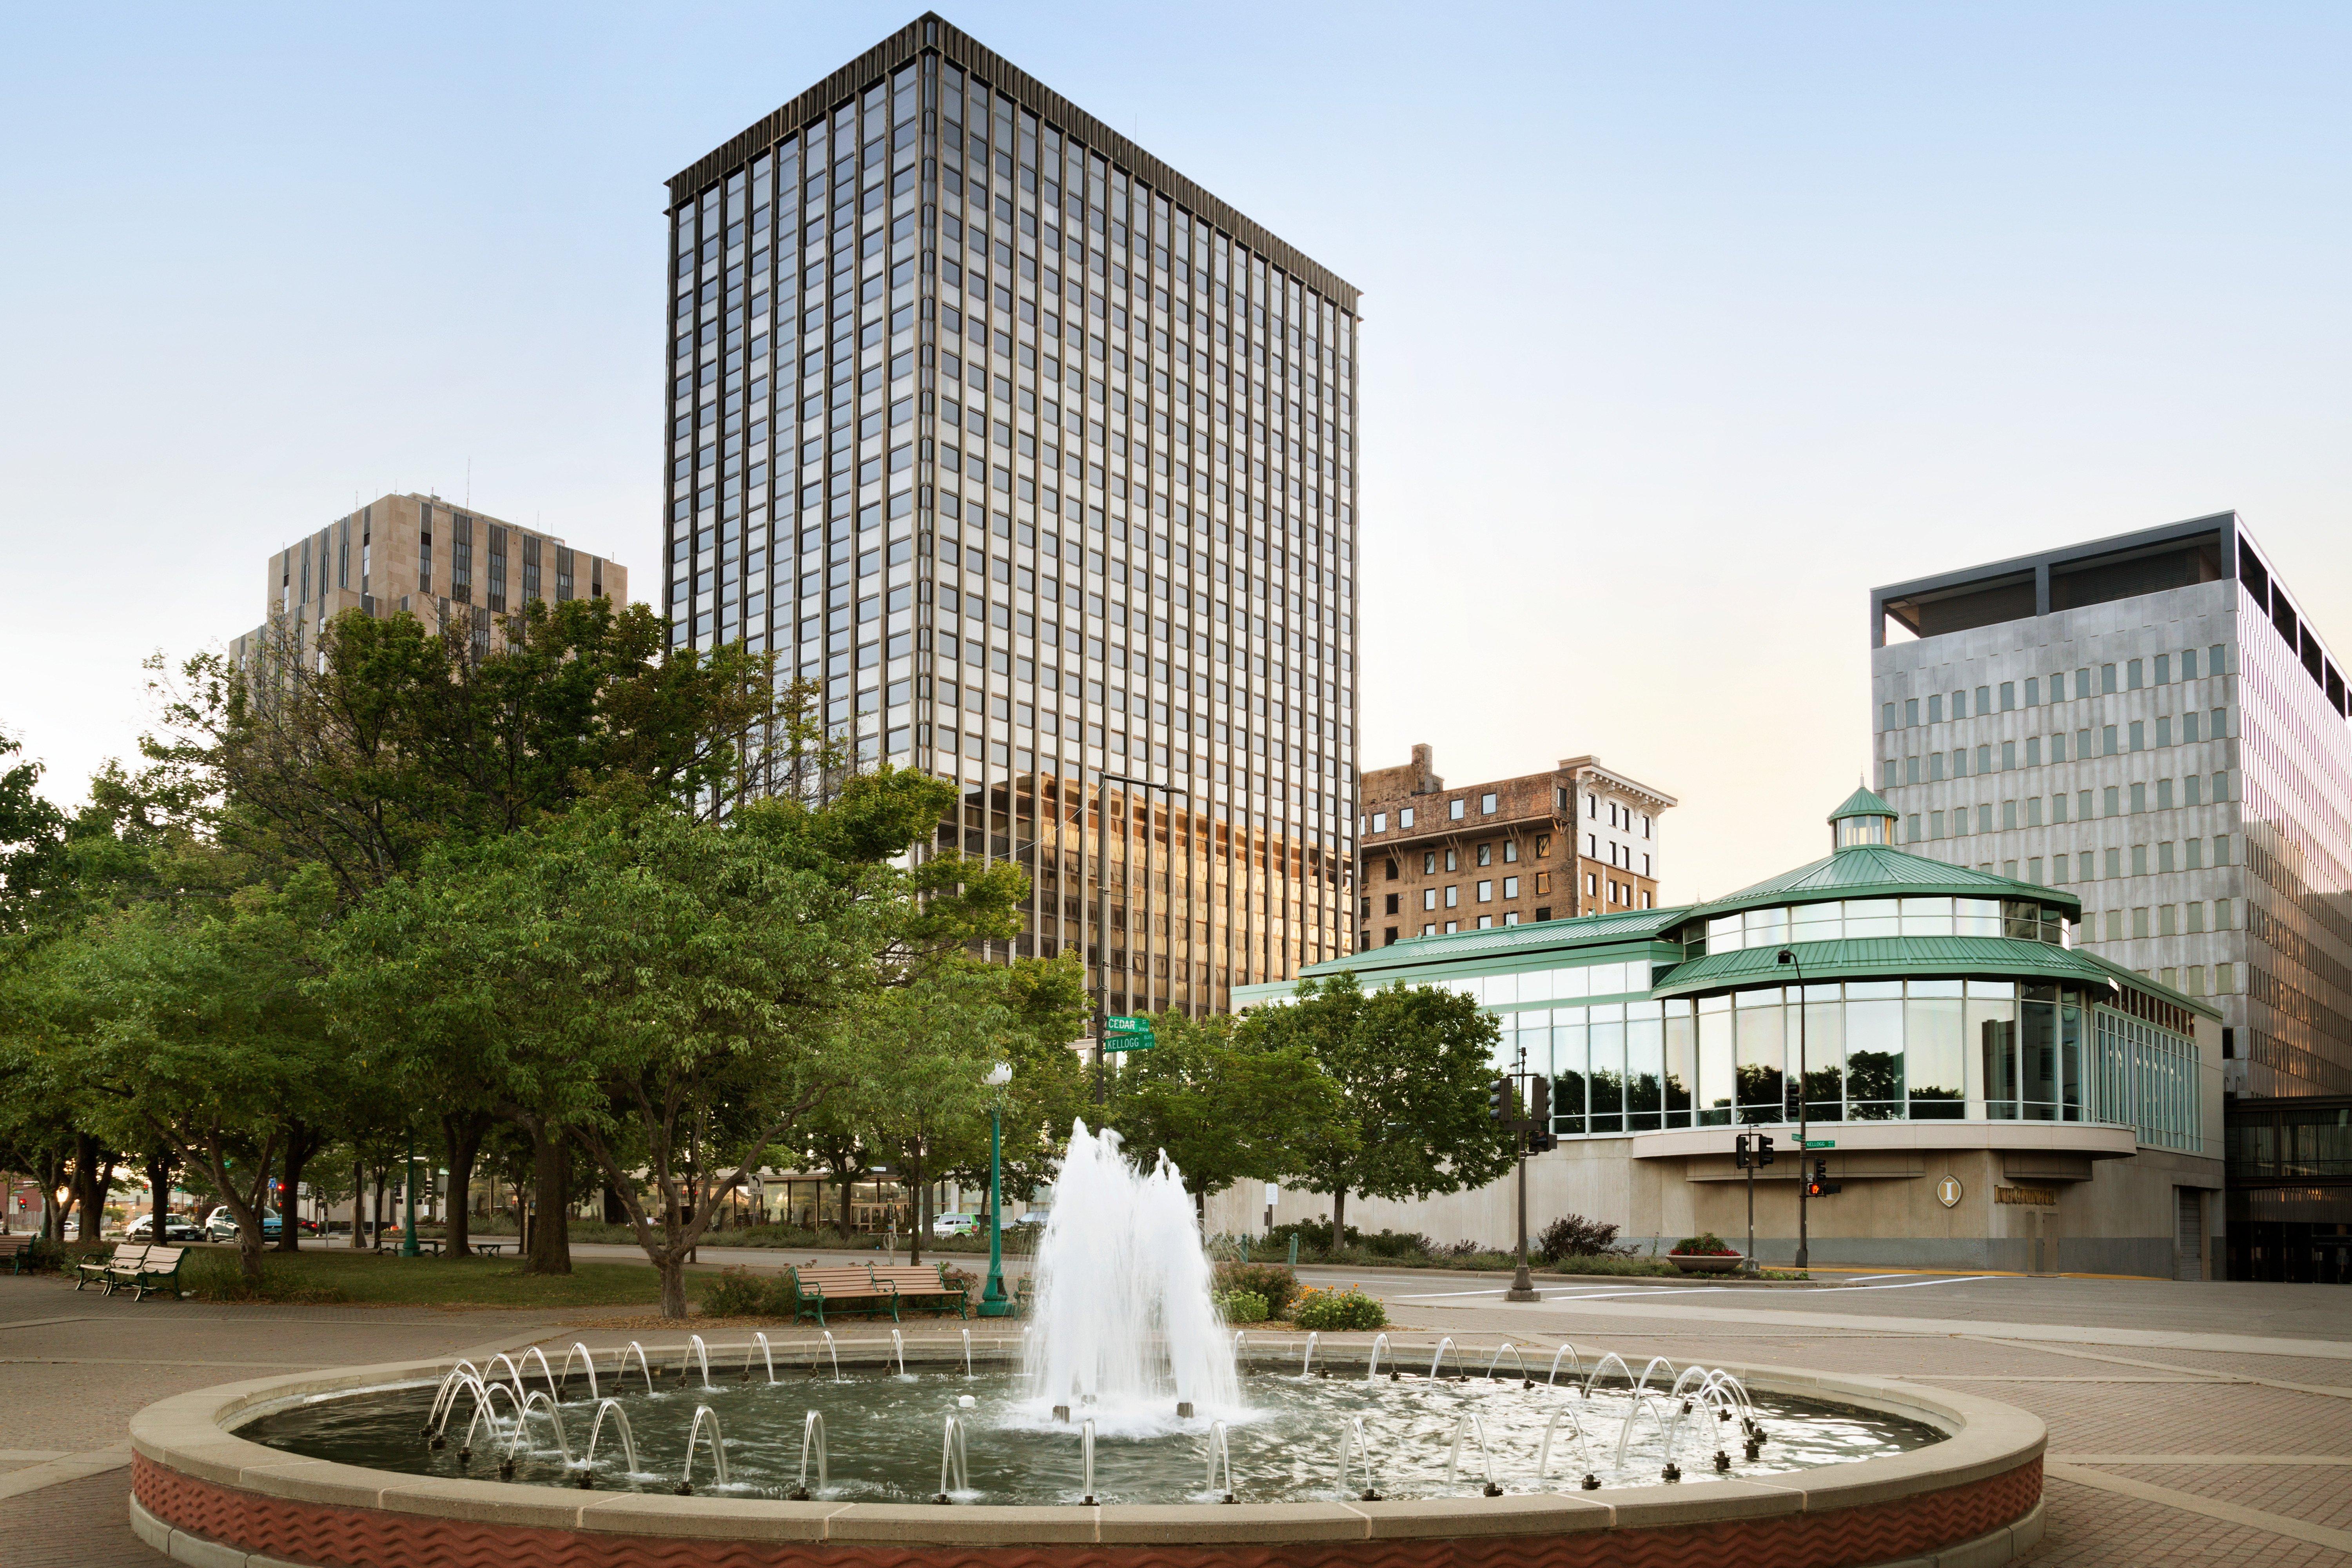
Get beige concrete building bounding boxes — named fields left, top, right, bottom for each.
left=231, top=493, right=627, bottom=668
left=1358, top=746, right=1676, bottom=949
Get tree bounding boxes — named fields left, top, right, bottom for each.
left=1256, top=972, right=1516, bottom=1252
left=0, top=727, right=66, bottom=944
left=1107, top=1007, right=1347, bottom=1222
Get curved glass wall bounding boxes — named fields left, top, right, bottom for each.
left=1499, top=980, right=2199, bottom=1150
left=1688, top=896, right=2069, bottom=956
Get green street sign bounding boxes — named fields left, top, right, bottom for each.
left=1803, top=1139, right=1837, bottom=1149
left=1103, top=1015, right=1156, bottom=1052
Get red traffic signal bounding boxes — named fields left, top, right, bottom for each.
left=1805, top=1158, right=1842, bottom=1198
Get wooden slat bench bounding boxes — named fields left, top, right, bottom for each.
left=74, top=1243, right=145, bottom=1292
left=785, top=1261, right=970, bottom=1325
left=109, top=1245, right=186, bottom=1300
left=0, top=1235, right=35, bottom=1276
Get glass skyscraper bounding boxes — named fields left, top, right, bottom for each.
left=661, top=15, right=1361, bottom=1013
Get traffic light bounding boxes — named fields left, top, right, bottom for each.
left=1529, top=1076, right=1552, bottom=1126
left=1733, top=1132, right=1753, bottom=1169
left=1526, top=1131, right=1558, bottom=1154
left=1488, top=1076, right=1514, bottom=1123
left=1806, top=1158, right=1842, bottom=1198
left=1757, top=1134, right=1776, bottom=1166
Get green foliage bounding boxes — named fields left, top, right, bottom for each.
left=1249, top=973, right=1515, bottom=1247
left=1106, top=1008, right=1346, bottom=1205
left=701, top=1267, right=796, bottom=1318
left=1213, top=1259, right=1300, bottom=1319
left=1536, top=1213, right=1632, bottom=1262
left=1673, top=1232, right=1736, bottom=1255
left=1212, top=1289, right=1269, bottom=1323
left=1548, top=1254, right=1678, bottom=1277
left=1290, top=1284, right=1387, bottom=1331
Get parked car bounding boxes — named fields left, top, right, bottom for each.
left=931, top=1212, right=977, bottom=1236
left=122, top=1214, right=203, bottom=1243
left=201, top=1208, right=317, bottom=1241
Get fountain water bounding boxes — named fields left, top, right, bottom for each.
left=1299, top=1332, right=1319, bottom=1378
left=583, top=1399, right=639, bottom=1479
left=560, top=1344, right=600, bottom=1401
left=1426, top=1338, right=1457, bottom=1382
left=684, top=1336, right=712, bottom=1390
left=618, top=1343, right=653, bottom=1396
left=742, top=1333, right=775, bottom=1385
left=1545, top=1343, right=1583, bottom=1387
left=936, top=1413, right=970, bottom=1502
left=891, top=1328, right=907, bottom=1378
left=677, top=1406, right=727, bottom=1493
left=1020, top=1121, right=1239, bottom=1428
left=789, top=1410, right=827, bottom=1499
left=1334, top=1414, right=1380, bottom=1500
left=1365, top=1334, right=1392, bottom=1383
left=1444, top=1412, right=1503, bottom=1496
left=1203, top=1421, right=1236, bottom=1503
left=519, top=1346, right=560, bottom=1403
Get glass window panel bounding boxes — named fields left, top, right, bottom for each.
left=1907, top=984, right=1966, bottom=1118
left=1846, top=995, right=1905, bottom=1118
left=2020, top=997, right=2059, bottom=1120
left=1588, top=1009, right=1625, bottom=1134
left=1844, top=899, right=1900, bottom=938
left=1708, top=915, right=1744, bottom=953
left=1743, top=907, right=1788, bottom=946
left=1798, top=984, right=1844, bottom=1122
left=1553, top=966, right=1589, bottom=1000
left=1483, top=971, right=1517, bottom=1006
left=1955, top=898, right=2002, bottom=937
left=1899, top=896, right=1954, bottom=937
left=1552, top=1015, right=1587, bottom=1137
left=1627, top=1005, right=1664, bottom=1131
left=1664, top=1002, right=1696, bottom=1128
left=1698, top=996, right=1734, bottom=1126
left=1735, top=989, right=1786, bottom=1123
left=2060, top=1005, right=2083, bottom=1122
left=1791, top=902, right=1841, bottom=942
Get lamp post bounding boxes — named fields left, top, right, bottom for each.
left=400, top=1132, right=419, bottom=1258
left=1091, top=768, right=1189, bottom=1109
left=1776, top=948, right=1809, bottom=1272
left=978, top=1061, right=1014, bottom=1317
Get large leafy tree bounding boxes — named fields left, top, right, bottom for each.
left=1256, top=972, right=1516, bottom=1251
left=0, top=728, right=67, bottom=944
left=1107, top=1007, right=1348, bottom=1222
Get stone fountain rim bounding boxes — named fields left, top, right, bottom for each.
left=127, top=1339, right=2045, bottom=1549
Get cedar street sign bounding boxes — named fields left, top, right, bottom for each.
left=1102, top=1015, right=1156, bottom=1053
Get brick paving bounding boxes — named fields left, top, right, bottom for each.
left=6, top=1267, right=2350, bottom=1566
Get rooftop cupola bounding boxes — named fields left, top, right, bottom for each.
left=1827, top=785, right=1898, bottom=851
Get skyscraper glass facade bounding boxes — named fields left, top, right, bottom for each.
left=661, top=17, right=1359, bottom=1013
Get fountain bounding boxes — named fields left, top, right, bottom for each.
left=130, top=1116, right=2046, bottom=1568
left=1019, top=1120, right=1238, bottom=1430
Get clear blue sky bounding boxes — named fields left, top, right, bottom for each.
left=4, top=3, right=2347, bottom=894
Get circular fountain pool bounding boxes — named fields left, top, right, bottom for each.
left=236, top=1351, right=1942, bottom=1504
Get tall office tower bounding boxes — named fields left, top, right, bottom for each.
left=661, top=16, right=1361, bottom=1014
left=230, top=492, right=627, bottom=669
left=1870, top=514, right=2352, bottom=1100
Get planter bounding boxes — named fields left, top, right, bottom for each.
left=1670, top=1253, right=1745, bottom=1274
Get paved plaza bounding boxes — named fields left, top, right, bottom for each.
left=3, top=1258, right=2347, bottom=1567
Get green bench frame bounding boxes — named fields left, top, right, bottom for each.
left=787, top=1261, right=969, bottom=1326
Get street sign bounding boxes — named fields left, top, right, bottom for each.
left=1803, top=1139, right=1837, bottom=1149
left=1102, top=1015, right=1156, bottom=1052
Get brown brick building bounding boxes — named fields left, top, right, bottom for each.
left=1356, top=745, right=1676, bottom=949
left=231, top=492, right=628, bottom=669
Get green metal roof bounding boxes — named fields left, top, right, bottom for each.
left=1828, top=785, right=1898, bottom=823
left=1651, top=935, right=2220, bottom=1019
left=1687, top=845, right=2082, bottom=924
left=1256, top=904, right=1693, bottom=993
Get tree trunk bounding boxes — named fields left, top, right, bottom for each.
left=839, top=1172, right=855, bottom=1239
left=147, top=1150, right=173, bottom=1239
left=276, top=1122, right=321, bottom=1252
left=348, top=1159, right=364, bottom=1248
left=441, top=1112, right=486, bottom=1258
left=1329, top=1187, right=1348, bottom=1257
left=906, top=1149, right=926, bottom=1266
left=38, top=1146, right=65, bottom=1241
left=371, top=1165, right=386, bottom=1245
left=657, top=1254, right=689, bottom=1320
left=69, top=1132, right=103, bottom=1239
left=523, top=1127, right=572, bottom=1276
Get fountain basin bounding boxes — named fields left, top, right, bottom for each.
left=127, top=1340, right=2044, bottom=1568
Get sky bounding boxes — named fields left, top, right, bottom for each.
left=4, top=2, right=2348, bottom=900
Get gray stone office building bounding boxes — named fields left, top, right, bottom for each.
left=1869, top=513, right=2352, bottom=1103
left=659, top=15, right=1361, bottom=1013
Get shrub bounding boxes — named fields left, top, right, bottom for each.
left=1291, top=1285, right=1386, bottom=1332
left=1212, top=1289, right=1269, bottom=1323
left=1545, top=1253, right=1678, bottom=1277
left=1536, top=1213, right=1632, bottom=1262
left=1671, top=1232, right=1738, bottom=1256
left=1362, top=1229, right=1434, bottom=1259
left=1213, top=1260, right=1299, bottom=1320
left=1446, top=1238, right=1485, bottom=1258
left=701, top=1267, right=793, bottom=1318
left=1267, top=1218, right=1359, bottom=1254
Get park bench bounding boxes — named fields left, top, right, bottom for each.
left=108, top=1245, right=186, bottom=1301
left=786, top=1261, right=968, bottom=1325
left=1013, top=1275, right=1034, bottom=1317
left=0, top=1236, right=35, bottom=1276
left=74, top=1243, right=145, bottom=1291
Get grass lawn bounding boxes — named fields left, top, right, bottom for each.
left=178, top=1244, right=717, bottom=1308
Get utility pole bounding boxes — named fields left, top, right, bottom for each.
left=1091, top=768, right=1186, bottom=1111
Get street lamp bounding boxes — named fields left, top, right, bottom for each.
left=1092, top=768, right=1189, bottom=1108
left=978, top=1061, right=1015, bottom=1318
left=1776, top=948, right=1810, bottom=1272
left=401, top=1132, right=419, bottom=1259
